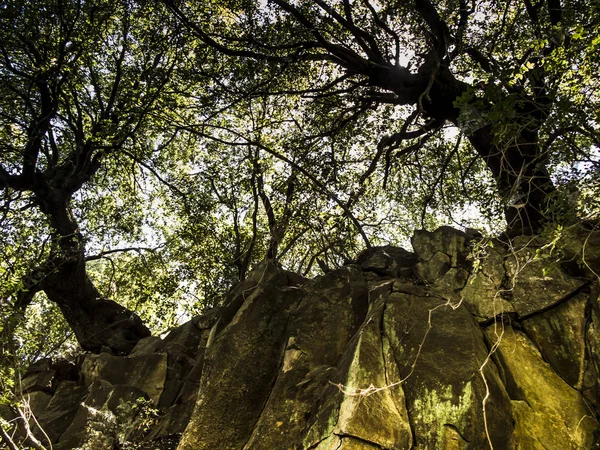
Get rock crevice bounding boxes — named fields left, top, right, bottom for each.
left=6, top=226, right=600, bottom=449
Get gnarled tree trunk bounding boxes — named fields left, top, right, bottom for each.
left=424, top=68, right=558, bottom=234
left=23, top=192, right=150, bottom=355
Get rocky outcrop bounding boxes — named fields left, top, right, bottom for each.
left=2, top=307, right=222, bottom=450
left=5, top=225, right=600, bottom=449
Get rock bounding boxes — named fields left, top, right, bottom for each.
left=56, top=380, right=150, bottom=450
left=585, top=288, right=600, bottom=409
left=384, top=290, right=514, bottom=449
left=304, top=293, right=412, bottom=449
left=81, top=351, right=167, bottom=404
left=136, top=434, right=181, bottom=450
left=163, top=319, right=204, bottom=357
left=10, top=226, right=600, bottom=450
left=177, top=262, right=307, bottom=450
left=51, top=360, right=79, bottom=382
left=411, top=226, right=470, bottom=264
left=54, top=380, right=114, bottom=449
left=146, top=403, right=192, bottom=440
left=211, top=259, right=292, bottom=337
left=143, top=333, right=211, bottom=440
left=435, top=266, right=470, bottom=293
left=192, top=306, right=221, bottom=330
left=412, top=227, right=472, bottom=290
left=415, top=250, right=453, bottom=283
left=21, top=370, right=57, bottom=394
left=0, top=391, right=54, bottom=449
left=130, top=336, right=163, bottom=355
left=486, top=325, right=598, bottom=449
left=158, top=351, right=194, bottom=408
left=559, top=225, right=600, bottom=278
left=505, top=236, right=586, bottom=317
left=100, top=345, right=113, bottom=354
left=355, top=245, right=418, bottom=278
left=312, top=435, right=381, bottom=449
left=460, top=241, right=516, bottom=322
left=20, top=390, right=53, bottom=440
left=22, top=390, right=53, bottom=416
left=170, top=333, right=212, bottom=407
left=20, top=360, right=79, bottom=394
left=32, top=381, right=88, bottom=443
left=522, top=291, right=588, bottom=388
left=126, top=312, right=216, bottom=411
left=286, top=267, right=369, bottom=368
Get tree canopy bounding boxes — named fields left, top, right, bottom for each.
left=1, top=0, right=599, bottom=380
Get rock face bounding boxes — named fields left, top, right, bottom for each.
left=6, top=226, right=600, bottom=449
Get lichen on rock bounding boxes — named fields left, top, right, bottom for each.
left=6, top=226, right=600, bottom=450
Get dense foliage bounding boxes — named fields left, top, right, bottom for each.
left=1, top=0, right=599, bottom=425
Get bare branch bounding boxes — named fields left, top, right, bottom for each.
left=0, top=425, right=19, bottom=450
left=121, top=149, right=189, bottom=207
left=313, top=0, right=384, bottom=62
left=361, top=0, right=401, bottom=65
left=163, top=0, right=313, bottom=62
left=85, top=246, right=163, bottom=262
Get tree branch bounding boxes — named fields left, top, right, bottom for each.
left=180, top=123, right=371, bottom=248
left=162, top=0, right=305, bottom=61
left=0, top=425, right=19, bottom=450
left=414, top=0, right=452, bottom=56
left=85, top=246, right=163, bottom=262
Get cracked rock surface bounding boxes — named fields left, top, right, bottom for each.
left=10, top=226, right=600, bottom=449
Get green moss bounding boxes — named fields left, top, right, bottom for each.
left=412, top=382, right=473, bottom=447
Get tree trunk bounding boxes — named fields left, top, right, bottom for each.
left=469, top=126, right=556, bottom=234
left=40, top=257, right=151, bottom=355
left=35, top=196, right=150, bottom=354
left=426, top=68, right=558, bottom=234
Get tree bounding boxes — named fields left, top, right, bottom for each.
left=0, top=0, right=184, bottom=354
left=1, top=0, right=599, bottom=365
left=168, top=94, right=372, bottom=277
left=163, top=0, right=600, bottom=235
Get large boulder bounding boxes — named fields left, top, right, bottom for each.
left=384, top=288, right=513, bottom=449
left=504, top=235, right=586, bottom=317
left=81, top=351, right=167, bottom=404
left=522, top=291, right=589, bottom=389
left=178, top=262, right=329, bottom=450
left=8, top=226, right=600, bottom=450
left=461, top=241, right=516, bottom=322
left=486, top=326, right=598, bottom=449
left=30, top=381, right=89, bottom=444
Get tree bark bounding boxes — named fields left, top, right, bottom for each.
left=34, top=193, right=150, bottom=354
left=423, top=67, right=557, bottom=234
left=468, top=126, right=556, bottom=234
